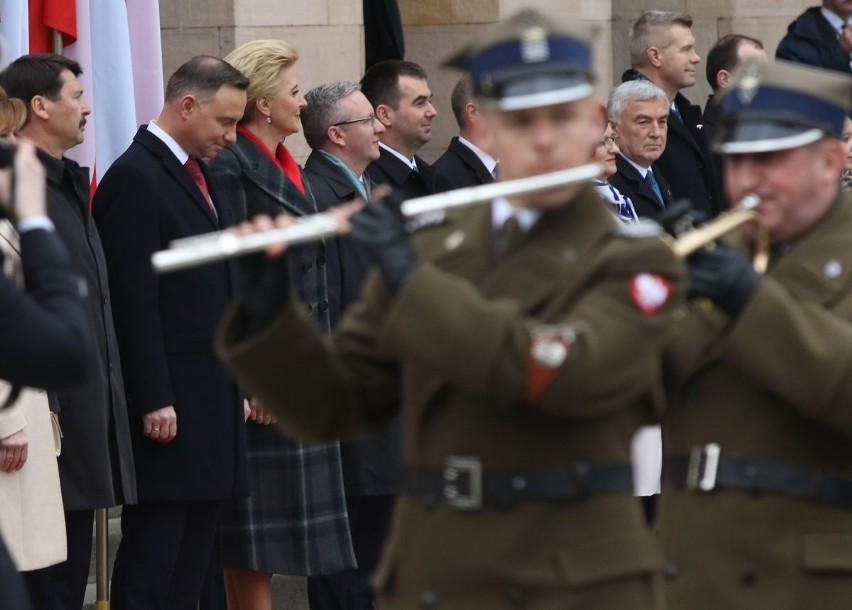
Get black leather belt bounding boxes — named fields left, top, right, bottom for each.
left=666, top=444, right=852, bottom=508
left=405, top=456, right=634, bottom=510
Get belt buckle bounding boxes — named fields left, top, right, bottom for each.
left=686, top=443, right=721, bottom=492
left=442, top=456, right=483, bottom=510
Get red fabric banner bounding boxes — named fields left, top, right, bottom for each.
left=28, top=0, right=77, bottom=53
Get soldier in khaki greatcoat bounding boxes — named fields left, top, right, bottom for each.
left=216, top=9, right=685, bottom=609
left=659, top=59, right=852, bottom=609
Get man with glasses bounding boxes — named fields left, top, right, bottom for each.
left=607, top=80, right=674, bottom=220
left=360, top=60, right=437, bottom=200
left=300, top=81, right=399, bottom=610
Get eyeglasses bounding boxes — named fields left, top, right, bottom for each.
left=333, top=115, right=375, bottom=127
left=599, top=135, right=620, bottom=149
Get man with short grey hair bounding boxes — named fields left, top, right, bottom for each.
left=607, top=80, right=673, bottom=220
left=301, top=81, right=399, bottom=610
left=624, top=10, right=723, bottom=217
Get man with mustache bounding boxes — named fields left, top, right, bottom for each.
left=623, top=11, right=725, bottom=218
left=0, top=53, right=138, bottom=610
left=361, top=60, right=437, bottom=200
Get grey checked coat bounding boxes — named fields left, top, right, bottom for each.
left=208, top=133, right=355, bottom=575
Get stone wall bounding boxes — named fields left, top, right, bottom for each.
left=158, top=0, right=812, bottom=162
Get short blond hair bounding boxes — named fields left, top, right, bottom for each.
left=224, top=39, right=299, bottom=123
left=0, top=86, right=26, bottom=135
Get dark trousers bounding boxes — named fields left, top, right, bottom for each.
left=111, top=500, right=220, bottom=610
left=308, top=494, right=395, bottom=610
left=0, top=535, right=31, bottom=610
left=23, top=508, right=94, bottom=610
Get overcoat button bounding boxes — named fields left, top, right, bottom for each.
left=418, top=590, right=439, bottom=607
left=506, top=586, right=527, bottom=608
left=302, top=260, right=313, bottom=273
left=317, top=256, right=326, bottom=268
left=318, top=300, right=329, bottom=313
left=306, top=304, right=313, bottom=313
left=739, top=570, right=758, bottom=586
left=662, top=562, right=679, bottom=580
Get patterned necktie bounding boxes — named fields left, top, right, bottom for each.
left=185, top=157, right=217, bottom=217
left=646, top=170, right=665, bottom=207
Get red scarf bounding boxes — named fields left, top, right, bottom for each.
left=236, top=125, right=305, bottom=195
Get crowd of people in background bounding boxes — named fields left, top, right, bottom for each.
left=3, top=2, right=852, bottom=609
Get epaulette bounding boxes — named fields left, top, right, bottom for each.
left=616, top=218, right=663, bottom=238
left=405, top=210, right=447, bottom=233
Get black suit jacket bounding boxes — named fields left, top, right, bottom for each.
left=622, top=70, right=725, bottom=217
left=607, top=154, right=673, bottom=221
left=776, top=7, right=852, bottom=74
left=92, top=126, right=247, bottom=502
left=366, top=146, right=434, bottom=200
left=303, top=150, right=400, bottom=495
left=431, top=137, right=494, bottom=193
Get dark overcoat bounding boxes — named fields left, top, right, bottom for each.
left=218, top=186, right=686, bottom=609
left=92, top=126, right=247, bottom=502
left=0, top=225, right=88, bottom=389
left=607, top=154, right=674, bottom=220
left=208, top=135, right=355, bottom=574
left=366, top=146, right=434, bottom=200
left=431, top=137, right=494, bottom=193
left=41, top=152, right=137, bottom=510
left=304, top=150, right=401, bottom=496
left=661, top=194, right=852, bottom=609
left=776, top=7, right=852, bottom=74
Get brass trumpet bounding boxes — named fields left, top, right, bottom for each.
left=666, top=194, right=769, bottom=274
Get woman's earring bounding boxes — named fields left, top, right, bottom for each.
left=266, top=115, right=272, bottom=124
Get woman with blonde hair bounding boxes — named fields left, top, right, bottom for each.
left=209, top=40, right=355, bottom=610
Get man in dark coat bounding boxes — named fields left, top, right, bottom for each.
left=218, top=9, right=686, bottom=609
left=776, top=1, right=852, bottom=74
left=660, top=58, right=852, bottom=610
left=624, top=11, right=725, bottom=217
left=607, top=80, right=674, bottom=220
left=361, top=60, right=437, bottom=200
left=432, top=74, right=497, bottom=193
left=301, top=80, right=400, bottom=610
left=0, top=53, right=137, bottom=610
left=92, top=56, right=249, bottom=610
left=703, top=34, right=767, bottom=204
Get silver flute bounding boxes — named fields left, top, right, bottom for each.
left=151, top=163, right=603, bottom=273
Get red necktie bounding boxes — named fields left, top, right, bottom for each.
left=185, top=157, right=217, bottom=217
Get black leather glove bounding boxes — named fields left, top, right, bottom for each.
left=350, top=192, right=418, bottom=295
left=231, top=238, right=292, bottom=335
left=658, top=198, right=707, bottom=238
left=687, top=244, right=761, bottom=316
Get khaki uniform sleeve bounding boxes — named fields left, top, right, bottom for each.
left=216, top=280, right=401, bottom=443
left=378, top=238, right=685, bottom=418
left=726, top=277, right=852, bottom=437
